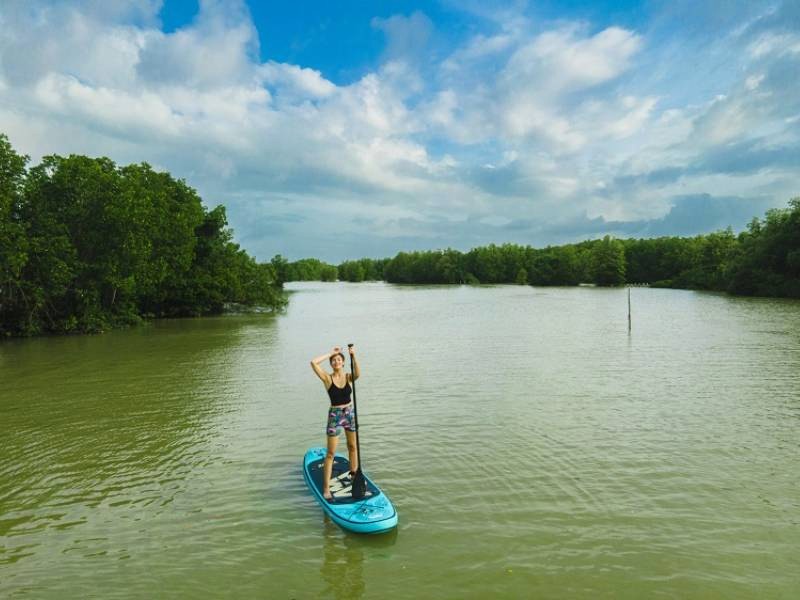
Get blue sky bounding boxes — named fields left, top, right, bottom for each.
left=1, top=1, right=798, bottom=261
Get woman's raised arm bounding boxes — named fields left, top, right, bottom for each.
left=310, top=347, right=338, bottom=386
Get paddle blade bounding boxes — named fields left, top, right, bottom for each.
left=351, top=469, right=367, bottom=499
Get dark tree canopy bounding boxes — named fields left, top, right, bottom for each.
left=0, top=134, right=286, bottom=337
left=285, top=258, right=338, bottom=282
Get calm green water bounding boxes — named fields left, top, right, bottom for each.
left=2, top=282, right=799, bottom=598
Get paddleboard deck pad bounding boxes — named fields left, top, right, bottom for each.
left=303, top=447, right=398, bottom=534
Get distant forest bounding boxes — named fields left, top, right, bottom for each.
left=284, top=198, right=800, bottom=298
left=3, top=132, right=797, bottom=339
left=0, top=134, right=285, bottom=337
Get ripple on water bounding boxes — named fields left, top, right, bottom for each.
left=2, top=284, right=800, bottom=598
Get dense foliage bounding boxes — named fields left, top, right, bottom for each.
left=284, top=257, right=388, bottom=283
left=337, top=258, right=389, bottom=282
left=293, top=200, right=800, bottom=298
left=284, top=257, right=338, bottom=282
left=0, top=134, right=285, bottom=337
left=379, top=243, right=599, bottom=286
left=726, top=205, right=800, bottom=297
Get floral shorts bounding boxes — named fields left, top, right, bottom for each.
left=326, top=405, right=357, bottom=437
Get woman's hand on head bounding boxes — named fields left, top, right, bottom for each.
left=332, top=346, right=341, bottom=356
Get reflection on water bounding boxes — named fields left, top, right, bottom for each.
left=320, top=516, right=399, bottom=600
left=321, top=518, right=365, bottom=599
left=2, top=284, right=799, bottom=599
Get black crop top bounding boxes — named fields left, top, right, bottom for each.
left=327, top=378, right=352, bottom=407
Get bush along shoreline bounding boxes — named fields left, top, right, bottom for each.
left=288, top=198, right=800, bottom=299
left=0, top=134, right=286, bottom=337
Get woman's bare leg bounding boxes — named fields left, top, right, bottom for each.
left=345, top=430, right=358, bottom=474
left=323, top=435, right=338, bottom=499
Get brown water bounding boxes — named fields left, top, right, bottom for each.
left=2, top=282, right=799, bottom=598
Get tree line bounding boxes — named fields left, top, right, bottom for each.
left=280, top=257, right=390, bottom=283
left=0, top=134, right=285, bottom=337
left=285, top=198, right=800, bottom=298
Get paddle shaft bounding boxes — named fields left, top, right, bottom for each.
left=347, top=344, right=367, bottom=499
left=347, top=344, right=363, bottom=471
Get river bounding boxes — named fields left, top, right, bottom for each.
left=1, top=282, right=799, bottom=598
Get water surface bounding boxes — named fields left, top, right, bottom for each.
left=2, top=283, right=799, bottom=598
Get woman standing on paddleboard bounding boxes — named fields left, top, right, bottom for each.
left=310, top=345, right=360, bottom=501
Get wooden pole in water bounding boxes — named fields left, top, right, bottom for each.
left=628, top=287, right=631, bottom=332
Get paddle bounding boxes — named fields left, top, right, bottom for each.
left=348, top=343, right=367, bottom=499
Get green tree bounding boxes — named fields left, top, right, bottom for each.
left=727, top=199, right=800, bottom=297
left=591, top=236, right=626, bottom=286
left=286, top=258, right=340, bottom=281
left=270, top=254, right=289, bottom=286
left=436, top=250, right=460, bottom=283
left=0, top=134, right=286, bottom=335
left=0, top=134, right=30, bottom=335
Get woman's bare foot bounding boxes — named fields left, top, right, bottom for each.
left=322, top=490, right=333, bottom=502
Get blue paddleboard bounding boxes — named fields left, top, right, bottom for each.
left=303, top=447, right=398, bottom=534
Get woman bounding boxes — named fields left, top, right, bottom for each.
left=310, top=345, right=360, bottom=501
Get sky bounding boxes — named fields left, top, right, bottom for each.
left=0, top=1, right=798, bottom=262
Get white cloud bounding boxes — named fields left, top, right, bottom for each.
left=748, top=32, right=800, bottom=58
left=260, top=63, right=336, bottom=100
left=508, top=26, right=642, bottom=94
left=0, top=1, right=795, bottom=259
left=0, top=5, right=146, bottom=87
left=34, top=73, right=179, bottom=137
left=371, top=11, right=434, bottom=63
left=424, top=24, right=647, bottom=154
left=441, top=32, right=516, bottom=73
left=136, top=1, right=258, bottom=88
